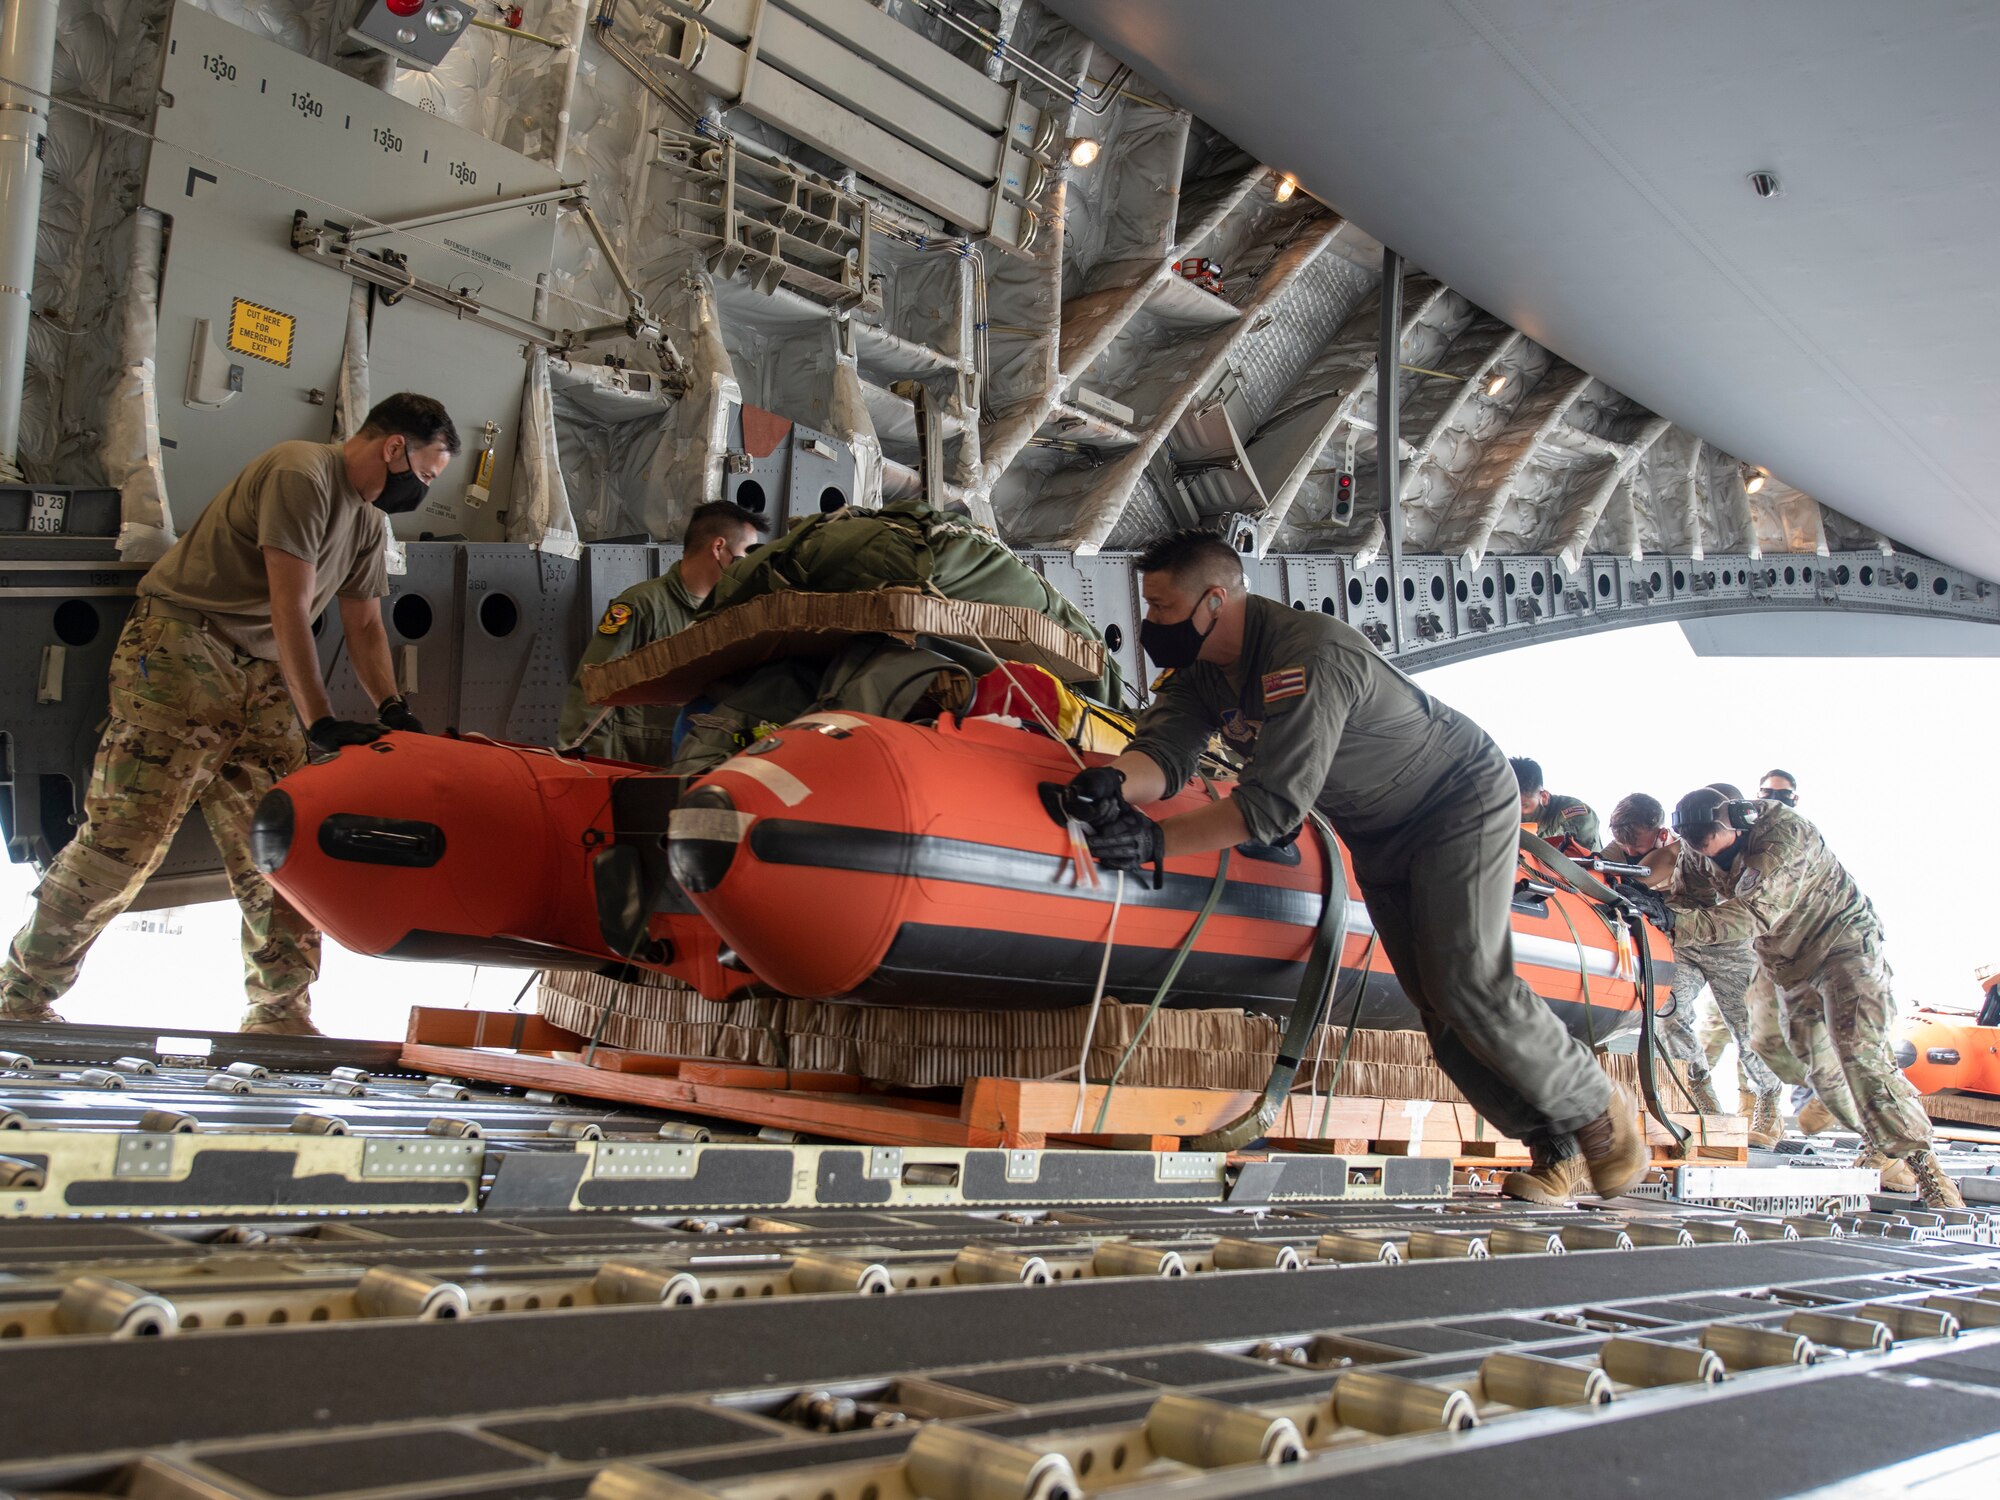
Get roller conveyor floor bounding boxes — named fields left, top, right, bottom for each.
left=2, top=1026, right=1998, bottom=1499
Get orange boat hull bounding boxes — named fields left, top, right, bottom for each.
left=1898, top=1010, right=2000, bottom=1097
left=666, top=712, right=1673, bottom=1035
left=256, top=719, right=1670, bottom=1041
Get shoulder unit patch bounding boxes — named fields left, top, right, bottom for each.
left=1261, top=666, right=1307, bottom=703
left=598, top=602, right=634, bottom=636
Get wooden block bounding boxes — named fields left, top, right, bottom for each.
left=581, top=1049, right=688, bottom=1075
left=400, top=1043, right=1008, bottom=1149
left=1266, top=1137, right=1373, bottom=1156
left=677, top=1061, right=868, bottom=1092
left=405, top=1007, right=583, bottom=1052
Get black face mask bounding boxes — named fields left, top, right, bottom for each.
left=375, top=447, right=429, bottom=514
left=1139, top=591, right=1216, bottom=671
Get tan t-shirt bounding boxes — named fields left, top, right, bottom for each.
left=139, top=440, right=388, bottom=660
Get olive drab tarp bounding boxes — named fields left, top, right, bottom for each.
left=703, top=499, right=1124, bottom=706
left=669, top=638, right=979, bottom=776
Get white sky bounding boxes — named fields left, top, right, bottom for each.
left=5, top=620, right=1994, bottom=1038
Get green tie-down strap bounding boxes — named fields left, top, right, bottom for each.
left=1183, top=811, right=1350, bottom=1151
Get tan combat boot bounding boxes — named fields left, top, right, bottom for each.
left=1746, top=1091, right=1783, bottom=1149
left=1685, top=1070, right=1725, bottom=1116
left=1904, top=1151, right=1965, bottom=1210
left=1573, top=1082, right=1649, bottom=1198
left=1854, top=1148, right=1918, bottom=1193
left=239, top=1004, right=323, bottom=1037
left=1500, top=1141, right=1590, bottom=1206
left=0, top=998, right=64, bottom=1024
left=1796, top=1097, right=1836, bottom=1136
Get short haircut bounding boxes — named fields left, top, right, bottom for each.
left=684, top=500, right=769, bottom=553
left=1509, top=757, right=1545, bottom=797
left=1674, top=787, right=1731, bottom=844
left=359, top=392, right=460, bottom=454
left=1761, top=767, right=1797, bottom=788
left=1609, top=793, right=1664, bottom=841
left=1135, top=529, right=1245, bottom=592
left=1706, top=781, right=1746, bottom=801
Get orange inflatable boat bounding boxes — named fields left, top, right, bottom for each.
left=256, top=716, right=1671, bottom=1042
left=1897, top=1010, right=2000, bottom=1098
left=251, top=733, right=754, bottom=1000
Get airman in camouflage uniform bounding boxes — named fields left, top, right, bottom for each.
left=0, top=394, right=461, bottom=1034
left=556, top=502, right=766, bottom=763
left=1, top=608, right=323, bottom=1023
left=1661, top=836, right=1785, bottom=1140
left=1666, top=791, right=1961, bottom=1207
left=1055, top=533, right=1649, bottom=1208
left=1510, top=757, right=1601, bottom=850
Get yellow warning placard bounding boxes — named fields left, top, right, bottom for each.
left=227, top=298, right=295, bottom=367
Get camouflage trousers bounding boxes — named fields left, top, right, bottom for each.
left=1777, top=943, right=1934, bottom=1160
left=0, top=604, right=320, bottom=1027
left=1658, top=940, right=1782, bottom=1101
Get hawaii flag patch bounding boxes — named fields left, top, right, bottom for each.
left=1262, top=666, right=1307, bottom=702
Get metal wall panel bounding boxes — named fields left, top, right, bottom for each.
left=786, top=423, right=861, bottom=522
left=1241, top=556, right=1288, bottom=605
left=1493, top=558, right=1553, bottom=628
left=1282, top=555, right=1346, bottom=618
left=144, top=4, right=558, bottom=538
left=320, top=546, right=467, bottom=729
left=1618, top=557, right=1675, bottom=610
left=1345, top=561, right=1395, bottom=649
left=1456, top=559, right=1506, bottom=638
left=1400, top=557, right=1456, bottom=652
left=455, top=546, right=579, bottom=742
left=1071, top=554, right=1144, bottom=702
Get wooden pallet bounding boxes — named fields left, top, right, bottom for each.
left=1921, top=1089, right=2000, bottom=1132
left=401, top=1008, right=1747, bottom=1158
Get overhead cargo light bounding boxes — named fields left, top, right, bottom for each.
left=1486, top=373, right=1507, bottom=396
left=1274, top=175, right=1297, bottom=203
left=1747, top=170, right=1784, bottom=199
left=1069, top=137, right=1102, bottom=168
left=1745, top=468, right=1767, bottom=494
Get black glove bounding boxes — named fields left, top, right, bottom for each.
left=308, top=716, right=388, bottom=754
left=1617, top=879, right=1674, bottom=935
left=377, top=695, right=425, bottom=734
left=1048, top=768, right=1128, bottom=828
left=1087, top=804, right=1166, bottom=889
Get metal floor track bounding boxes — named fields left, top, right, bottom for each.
left=2, top=1044, right=1999, bottom=1497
